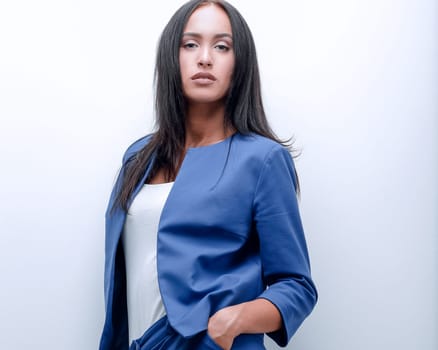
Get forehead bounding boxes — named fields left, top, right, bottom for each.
left=184, top=4, right=232, bottom=36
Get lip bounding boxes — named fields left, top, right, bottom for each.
left=191, top=72, right=217, bottom=81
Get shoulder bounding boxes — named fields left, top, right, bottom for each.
left=233, top=132, right=297, bottom=189
left=234, top=132, right=292, bottom=164
left=121, top=133, right=154, bottom=164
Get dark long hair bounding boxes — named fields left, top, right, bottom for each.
left=113, top=0, right=300, bottom=212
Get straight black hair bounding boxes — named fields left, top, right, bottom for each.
left=113, top=0, right=300, bottom=212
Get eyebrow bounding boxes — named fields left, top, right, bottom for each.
left=182, top=32, right=233, bottom=40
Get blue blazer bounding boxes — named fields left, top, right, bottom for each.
left=99, top=132, right=317, bottom=349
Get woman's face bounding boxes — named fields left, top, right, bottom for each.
left=179, top=4, right=235, bottom=106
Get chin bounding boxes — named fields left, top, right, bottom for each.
left=185, top=93, right=227, bottom=105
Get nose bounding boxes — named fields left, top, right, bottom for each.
left=198, top=47, right=213, bottom=68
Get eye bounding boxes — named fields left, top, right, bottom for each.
left=215, top=44, right=230, bottom=52
left=182, top=42, right=198, bottom=49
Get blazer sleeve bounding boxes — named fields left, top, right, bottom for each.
left=252, top=145, right=317, bottom=347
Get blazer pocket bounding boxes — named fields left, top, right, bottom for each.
left=204, top=332, right=224, bottom=350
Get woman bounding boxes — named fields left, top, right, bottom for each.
left=99, top=1, right=317, bottom=349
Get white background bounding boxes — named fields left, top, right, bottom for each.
left=0, top=0, right=436, bottom=349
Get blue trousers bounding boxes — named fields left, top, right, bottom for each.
left=129, top=316, right=265, bottom=350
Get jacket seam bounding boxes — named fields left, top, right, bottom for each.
left=251, top=144, right=281, bottom=210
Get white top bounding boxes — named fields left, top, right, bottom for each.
left=122, top=181, right=174, bottom=345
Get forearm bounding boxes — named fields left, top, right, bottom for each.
left=233, top=298, right=282, bottom=335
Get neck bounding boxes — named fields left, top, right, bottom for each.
left=184, top=102, right=234, bottom=148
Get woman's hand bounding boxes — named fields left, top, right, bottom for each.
left=207, top=303, right=244, bottom=350
left=207, top=299, right=282, bottom=349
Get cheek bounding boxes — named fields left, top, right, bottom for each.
left=225, top=60, right=235, bottom=82
left=227, top=55, right=235, bottom=74
left=179, top=53, right=189, bottom=79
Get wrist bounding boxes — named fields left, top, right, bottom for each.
left=228, top=302, right=248, bottom=337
